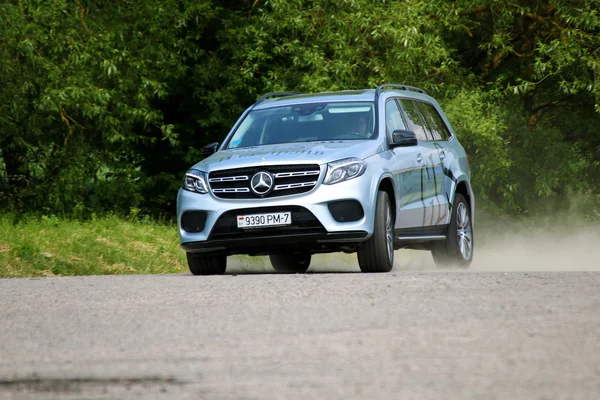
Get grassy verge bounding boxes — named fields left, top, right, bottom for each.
left=2, top=211, right=597, bottom=277
left=0, top=215, right=186, bottom=277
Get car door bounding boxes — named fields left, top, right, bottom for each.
left=384, top=99, right=423, bottom=229
left=417, top=101, right=456, bottom=225
left=397, top=99, right=442, bottom=228
left=386, top=99, right=428, bottom=229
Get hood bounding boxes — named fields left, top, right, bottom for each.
left=191, top=140, right=383, bottom=172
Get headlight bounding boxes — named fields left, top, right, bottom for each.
left=323, top=158, right=367, bottom=185
left=182, top=169, right=209, bottom=194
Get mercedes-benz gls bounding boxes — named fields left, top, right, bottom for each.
left=177, top=84, right=474, bottom=274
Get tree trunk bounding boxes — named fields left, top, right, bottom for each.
left=0, top=136, right=30, bottom=212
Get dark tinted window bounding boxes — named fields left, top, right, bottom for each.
left=419, top=103, right=451, bottom=141
left=385, top=99, right=406, bottom=136
left=399, top=100, right=429, bottom=141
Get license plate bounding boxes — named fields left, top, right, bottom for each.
left=237, top=212, right=292, bottom=228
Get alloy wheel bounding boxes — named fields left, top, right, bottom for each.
left=385, top=203, right=394, bottom=263
left=456, top=202, right=473, bottom=260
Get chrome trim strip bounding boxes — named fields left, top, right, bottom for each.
left=396, top=235, right=446, bottom=241
left=209, top=176, right=249, bottom=183
left=274, top=171, right=320, bottom=178
left=274, top=182, right=317, bottom=191
left=212, top=188, right=251, bottom=193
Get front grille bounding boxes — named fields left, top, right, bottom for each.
left=328, top=200, right=364, bottom=222
left=181, top=211, right=208, bottom=233
left=209, top=206, right=325, bottom=240
left=208, top=165, right=320, bottom=199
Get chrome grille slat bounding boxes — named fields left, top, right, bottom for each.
left=274, top=171, right=320, bottom=178
left=209, top=176, right=249, bottom=183
left=274, top=182, right=316, bottom=191
left=208, top=164, right=320, bottom=199
left=212, top=188, right=251, bottom=193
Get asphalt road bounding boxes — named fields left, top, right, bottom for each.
left=1, top=269, right=600, bottom=399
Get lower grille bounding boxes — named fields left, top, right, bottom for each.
left=181, top=211, right=208, bottom=233
left=328, top=200, right=364, bottom=222
left=209, top=206, right=325, bottom=240
left=209, top=165, right=320, bottom=199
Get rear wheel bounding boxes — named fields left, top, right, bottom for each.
left=357, top=191, right=394, bottom=273
left=431, top=193, right=473, bottom=268
left=187, top=253, right=227, bottom=275
left=269, top=252, right=311, bottom=273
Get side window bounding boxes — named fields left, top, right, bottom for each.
left=228, top=113, right=264, bottom=148
left=385, top=99, right=406, bottom=136
left=399, top=100, right=430, bottom=141
left=419, top=103, right=452, bottom=141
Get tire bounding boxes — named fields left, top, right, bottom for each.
left=431, top=193, right=473, bottom=268
left=357, top=191, right=394, bottom=273
left=269, top=252, right=311, bottom=273
left=187, top=253, right=227, bottom=275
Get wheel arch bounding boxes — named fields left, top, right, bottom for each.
left=454, top=179, right=474, bottom=226
left=377, top=175, right=397, bottom=225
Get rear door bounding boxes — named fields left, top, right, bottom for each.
left=417, top=101, right=455, bottom=225
left=417, top=101, right=452, bottom=225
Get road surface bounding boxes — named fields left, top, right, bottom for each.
left=1, top=269, right=600, bottom=399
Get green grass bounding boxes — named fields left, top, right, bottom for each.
left=2, top=210, right=597, bottom=278
left=0, top=215, right=186, bottom=277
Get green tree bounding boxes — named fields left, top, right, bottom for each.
left=0, top=0, right=180, bottom=216
left=432, top=0, right=600, bottom=213
left=1, top=0, right=598, bottom=219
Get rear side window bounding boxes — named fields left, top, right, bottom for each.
left=399, top=100, right=430, bottom=141
left=418, top=102, right=452, bottom=141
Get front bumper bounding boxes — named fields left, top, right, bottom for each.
left=181, top=231, right=368, bottom=255
left=177, top=171, right=377, bottom=255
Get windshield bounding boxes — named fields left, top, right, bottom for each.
left=226, top=101, right=376, bottom=149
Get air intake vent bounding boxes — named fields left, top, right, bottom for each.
left=181, top=211, right=208, bottom=233
left=328, top=200, right=364, bottom=222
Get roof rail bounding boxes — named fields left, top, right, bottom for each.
left=255, top=91, right=303, bottom=105
left=375, top=84, right=427, bottom=99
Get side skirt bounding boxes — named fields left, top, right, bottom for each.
left=394, top=225, right=448, bottom=250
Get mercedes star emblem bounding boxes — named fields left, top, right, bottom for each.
left=250, top=171, right=274, bottom=196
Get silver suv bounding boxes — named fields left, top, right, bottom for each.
left=177, top=84, right=474, bottom=274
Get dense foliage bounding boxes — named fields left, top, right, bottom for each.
left=1, top=0, right=599, bottom=220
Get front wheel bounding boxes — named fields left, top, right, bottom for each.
left=187, top=253, right=227, bottom=275
left=357, top=191, right=394, bottom=273
left=431, top=193, right=473, bottom=268
left=269, top=252, right=311, bottom=273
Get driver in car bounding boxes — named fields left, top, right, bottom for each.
left=354, top=113, right=373, bottom=138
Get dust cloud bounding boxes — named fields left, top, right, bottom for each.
left=226, top=222, right=600, bottom=274
left=467, top=225, right=600, bottom=272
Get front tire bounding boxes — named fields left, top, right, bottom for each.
left=187, top=253, right=227, bottom=275
left=357, top=191, right=394, bottom=273
left=431, top=193, right=473, bottom=268
left=269, top=252, right=311, bottom=273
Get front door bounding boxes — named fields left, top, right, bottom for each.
left=386, top=98, right=430, bottom=229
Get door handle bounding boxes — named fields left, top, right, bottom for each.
left=416, top=154, right=423, bottom=163
left=439, top=151, right=446, bottom=160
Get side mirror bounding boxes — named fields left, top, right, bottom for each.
left=390, top=130, right=418, bottom=147
left=201, top=142, right=219, bottom=158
